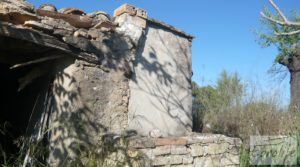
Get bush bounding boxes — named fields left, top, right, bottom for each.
left=192, top=70, right=300, bottom=144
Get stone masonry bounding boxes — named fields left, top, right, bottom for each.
left=108, top=134, right=242, bottom=167
left=0, top=1, right=243, bottom=166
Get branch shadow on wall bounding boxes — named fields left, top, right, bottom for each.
left=129, top=24, right=193, bottom=137
left=49, top=69, right=108, bottom=166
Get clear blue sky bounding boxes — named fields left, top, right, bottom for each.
left=28, top=0, right=299, bottom=103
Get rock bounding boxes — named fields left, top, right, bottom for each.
left=153, top=145, right=171, bottom=155
left=74, top=29, right=89, bottom=38
left=38, top=4, right=57, bottom=12
left=0, top=0, right=38, bottom=24
left=23, top=20, right=53, bottom=32
left=87, top=11, right=117, bottom=30
left=114, top=4, right=136, bottom=17
left=59, top=7, right=86, bottom=16
left=37, top=9, right=92, bottom=29
left=136, top=8, right=147, bottom=19
left=170, top=145, right=189, bottom=155
left=87, top=11, right=110, bottom=20
left=190, top=144, right=205, bottom=157
left=2, top=0, right=34, bottom=13
left=93, top=21, right=118, bottom=30
left=149, top=129, right=162, bottom=138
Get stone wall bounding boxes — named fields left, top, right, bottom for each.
left=99, top=134, right=242, bottom=167
left=113, top=5, right=193, bottom=138
left=127, top=20, right=193, bottom=137
left=0, top=1, right=244, bottom=166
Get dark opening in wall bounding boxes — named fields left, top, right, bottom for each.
left=0, top=62, right=51, bottom=157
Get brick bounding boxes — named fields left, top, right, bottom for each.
left=155, top=138, right=187, bottom=146
left=171, top=145, right=189, bottom=155
left=114, top=4, right=136, bottom=17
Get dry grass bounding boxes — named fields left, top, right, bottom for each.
left=202, top=103, right=300, bottom=142
left=195, top=81, right=300, bottom=145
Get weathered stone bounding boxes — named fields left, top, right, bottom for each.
left=152, top=156, right=169, bottom=166
left=182, top=155, right=193, bottom=164
left=38, top=4, right=57, bottom=12
left=114, top=4, right=136, bottom=17
left=37, top=9, right=93, bottom=29
left=59, top=7, right=86, bottom=15
left=171, top=145, right=189, bottom=155
left=220, top=153, right=239, bottom=166
left=155, top=138, right=188, bottom=146
left=136, top=7, right=147, bottom=19
left=88, top=11, right=112, bottom=28
left=139, top=149, right=155, bottom=160
left=0, top=0, right=38, bottom=24
left=74, top=29, right=89, bottom=38
left=190, top=144, right=204, bottom=157
left=172, top=165, right=193, bottom=167
left=41, top=17, right=75, bottom=31
left=194, top=156, right=220, bottom=167
left=207, top=143, right=229, bottom=155
left=151, top=155, right=183, bottom=166
left=129, top=138, right=155, bottom=148
left=23, top=20, right=53, bottom=32
left=127, top=149, right=139, bottom=158
left=93, top=21, right=118, bottom=29
left=149, top=129, right=163, bottom=138
left=0, top=2, right=206, bottom=167
left=153, top=145, right=171, bottom=155
left=169, top=155, right=183, bottom=165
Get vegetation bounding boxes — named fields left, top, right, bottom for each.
left=192, top=70, right=300, bottom=140
left=192, top=70, right=300, bottom=166
left=258, top=0, right=300, bottom=108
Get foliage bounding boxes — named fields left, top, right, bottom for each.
left=257, top=8, right=300, bottom=66
left=192, top=70, right=300, bottom=140
left=193, top=70, right=244, bottom=112
left=192, top=70, right=245, bottom=131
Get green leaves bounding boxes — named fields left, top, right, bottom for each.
left=192, top=70, right=245, bottom=114
left=258, top=7, right=300, bottom=66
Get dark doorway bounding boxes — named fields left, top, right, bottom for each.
left=0, top=62, right=50, bottom=158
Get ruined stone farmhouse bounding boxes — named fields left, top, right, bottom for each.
left=0, top=0, right=241, bottom=166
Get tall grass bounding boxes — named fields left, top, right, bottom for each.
left=193, top=72, right=300, bottom=166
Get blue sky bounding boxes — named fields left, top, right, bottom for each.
left=28, top=0, right=299, bottom=103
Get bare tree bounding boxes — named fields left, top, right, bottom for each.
left=260, top=0, right=300, bottom=109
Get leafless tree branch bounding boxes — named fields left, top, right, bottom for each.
left=261, top=0, right=300, bottom=27
left=260, top=12, right=287, bottom=26
left=275, top=30, right=300, bottom=36
left=268, top=0, right=288, bottom=22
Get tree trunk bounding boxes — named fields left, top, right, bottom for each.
left=288, top=55, right=300, bottom=110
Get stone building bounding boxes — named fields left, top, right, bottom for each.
left=0, top=0, right=241, bottom=166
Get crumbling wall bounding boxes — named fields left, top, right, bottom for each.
left=98, top=134, right=241, bottom=167
left=0, top=1, right=244, bottom=166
